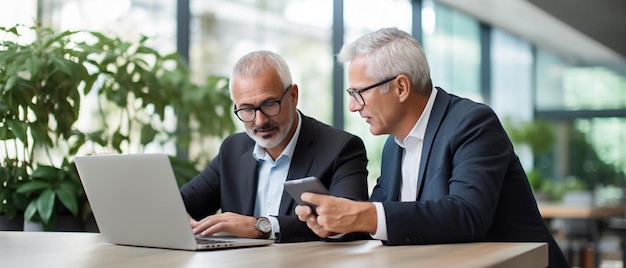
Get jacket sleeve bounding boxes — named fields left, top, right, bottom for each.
left=276, top=132, right=370, bottom=243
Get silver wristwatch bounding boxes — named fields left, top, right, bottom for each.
left=255, top=217, right=272, bottom=239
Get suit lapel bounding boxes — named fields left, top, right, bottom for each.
left=416, top=88, right=451, bottom=200
left=279, top=113, right=314, bottom=215
left=240, top=145, right=259, bottom=215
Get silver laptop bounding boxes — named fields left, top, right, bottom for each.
left=74, top=153, right=273, bottom=251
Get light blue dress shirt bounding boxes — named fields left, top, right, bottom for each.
left=252, top=112, right=302, bottom=239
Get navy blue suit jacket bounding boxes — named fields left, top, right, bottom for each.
left=370, top=88, right=568, bottom=267
left=181, top=113, right=369, bottom=243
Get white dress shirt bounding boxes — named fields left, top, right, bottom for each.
left=371, top=87, right=438, bottom=240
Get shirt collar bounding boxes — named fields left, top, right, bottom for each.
left=395, top=87, right=438, bottom=148
left=253, top=111, right=302, bottom=162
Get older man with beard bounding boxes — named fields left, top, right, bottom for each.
left=180, top=50, right=369, bottom=243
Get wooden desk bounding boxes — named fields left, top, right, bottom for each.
left=538, top=203, right=626, bottom=268
left=539, top=203, right=626, bottom=219
left=0, top=231, right=548, bottom=268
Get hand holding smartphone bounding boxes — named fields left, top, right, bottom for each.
left=283, top=176, right=329, bottom=214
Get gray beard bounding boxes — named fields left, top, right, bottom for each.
left=245, top=109, right=295, bottom=150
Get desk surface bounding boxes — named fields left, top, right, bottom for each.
left=538, top=203, right=626, bottom=219
left=0, top=231, right=547, bottom=268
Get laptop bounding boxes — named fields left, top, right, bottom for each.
left=74, top=153, right=273, bottom=251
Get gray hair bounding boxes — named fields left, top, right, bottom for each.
left=229, top=50, right=293, bottom=91
left=337, top=27, right=431, bottom=95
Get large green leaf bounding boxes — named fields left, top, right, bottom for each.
left=81, top=73, right=99, bottom=95
left=135, top=46, right=158, bottom=55
left=0, top=25, right=19, bottom=35
left=56, top=182, right=78, bottom=216
left=31, top=165, right=60, bottom=179
left=68, top=133, right=87, bottom=155
left=85, top=131, right=107, bottom=146
left=111, top=130, right=126, bottom=152
left=50, top=54, right=81, bottom=82
left=0, top=127, right=13, bottom=140
left=42, top=29, right=77, bottom=49
left=5, top=118, right=28, bottom=144
left=0, top=99, right=8, bottom=114
left=24, top=202, right=38, bottom=222
left=140, top=124, right=157, bottom=145
left=4, top=75, right=17, bottom=91
left=36, top=189, right=56, bottom=224
left=25, top=56, right=42, bottom=81
left=30, top=122, right=53, bottom=147
left=16, top=180, right=50, bottom=194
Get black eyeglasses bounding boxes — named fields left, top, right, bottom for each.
left=233, top=85, right=292, bottom=122
left=346, top=76, right=397, bottom=106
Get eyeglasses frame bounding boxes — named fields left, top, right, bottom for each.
left=346, top=76, right=397, bottom=106
left=233, top=84, right=292, bottom=122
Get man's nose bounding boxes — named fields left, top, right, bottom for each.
left=253, top=109, right=269, bottom=125
left=347, top=97, right=362, bottom=112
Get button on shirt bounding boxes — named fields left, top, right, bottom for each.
left=253, top=112, right=302, bottom=239
left=372, top=87, right=438, bottom=241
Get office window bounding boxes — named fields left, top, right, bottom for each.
left=421, top=0, right=481, bottom=102
left=562, top=67, right=626, bottom=110
left=535, top=49, right=572, bottom=111
left=38, top=0, right=177, bottom=53
left=490, top=29, right=533, bottom=120
left=0, top=0, right=37, bottom=29
left=490, top=28, right=534, bottom=168
left=343, top=0, right=412, bottom=41
left=535, top=49, right=626, bottom=189
left=189, top=0, right=333, bottom=125
left=342, top=0, right=412, bottom=188
left=537, top=49, right=626, bottom=111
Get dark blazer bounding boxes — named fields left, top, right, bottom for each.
left=181, top=112, right=369, bottom=243
left=370, top=88, right=568, bottom=267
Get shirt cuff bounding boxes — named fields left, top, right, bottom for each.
left=267, top=215, right=280, bottom=240
left=371, top=202, right=388, bottom=241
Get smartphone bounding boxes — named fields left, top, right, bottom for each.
left=284, top=176, right=329, bottom=214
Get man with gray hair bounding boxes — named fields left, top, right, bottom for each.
left=295, top=28, right=568, bottom=267
left=181, top=50, right=369, bottom=242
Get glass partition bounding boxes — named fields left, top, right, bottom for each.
left=342, top=0, right=412, bottom=187
left=422, top=0, right=481, bottom=102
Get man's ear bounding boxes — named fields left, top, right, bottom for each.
left=290, top=84, right=299, bottom=106
left=395, top=75, right=411, bottom=102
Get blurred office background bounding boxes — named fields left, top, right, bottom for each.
left=3, top=0, right=626, bottom=201
left=3, top=0, right=626, bottom=266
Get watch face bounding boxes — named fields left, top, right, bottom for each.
left=258, top=218, right=272, bottom=233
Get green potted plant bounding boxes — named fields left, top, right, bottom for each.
left=504, top=118, right=556, bottom=200
left=0, top=24, right=234, bottom=230
left=17, top=161, right=83, bottom=230
left=505, top=119, right=555, bottom=156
